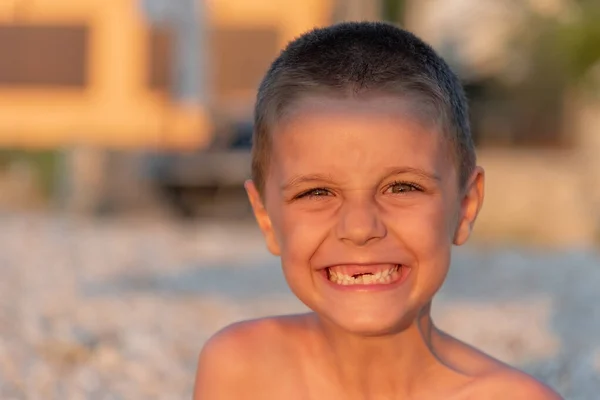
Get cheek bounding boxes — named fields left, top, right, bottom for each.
left=384, top=199, right=454, bottom=288
left=385, top=198, right=454, bottom=247
left=277, top=207, right=331, bottom=265
left=270, top=207, right=333, bottom=303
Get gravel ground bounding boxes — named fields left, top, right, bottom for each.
left=0, top=212, right=598, bottom=399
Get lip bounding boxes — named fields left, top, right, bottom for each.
left=318, top=264, right=411, bottom=292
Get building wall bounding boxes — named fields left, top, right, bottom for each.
left=0, top=0, right=209, bottom=150
left=0, top=0, right=335, bottom=150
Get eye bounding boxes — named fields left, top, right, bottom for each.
left=385, top=181, right=423, bottom=194
left=296, top=188, right=332, bottom=199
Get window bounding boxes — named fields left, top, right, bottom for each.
left=465, top=79, right=571, bottom=149
left=0, top=24, right=88, bottom=87
left=148, top=26, right=172, bottom=92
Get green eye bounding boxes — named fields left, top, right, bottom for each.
left=309, top=189, right=329, bottom=196
left=387, top=181, right=421, bottom=194
left=297, top=188, right=331, bottom=199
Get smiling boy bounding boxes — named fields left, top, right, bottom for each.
left=194, top=22, right=562, bottom=399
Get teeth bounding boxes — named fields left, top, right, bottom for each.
left=327, top=265, right=401, bottom=285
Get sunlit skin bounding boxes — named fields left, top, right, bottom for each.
left=255, top=96, right=469, bottom=337
left=194, top=96, right=563, bottom=399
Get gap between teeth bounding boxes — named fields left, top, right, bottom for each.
left=328, top=265, right=400, bottom=285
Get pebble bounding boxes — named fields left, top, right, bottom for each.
left=0, top=212, right=597, bottom=399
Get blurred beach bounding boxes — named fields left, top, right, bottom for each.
left=0, top=212, right=598, bottom=399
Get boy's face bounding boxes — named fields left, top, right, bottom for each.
left=246, top=95, right=484, bottom=335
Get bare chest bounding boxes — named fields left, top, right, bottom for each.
left=240, top=364, right=483, bottom=400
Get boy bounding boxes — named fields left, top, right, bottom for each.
left=194, top=22, right=562, bottom=399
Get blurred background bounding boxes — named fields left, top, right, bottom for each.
left=0, top=0, right=599, bottom=398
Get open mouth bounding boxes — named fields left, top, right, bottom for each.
left=325, top=264, right=403, bottom=286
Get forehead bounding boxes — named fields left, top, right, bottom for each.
left=270, top=95, right=454, bottom=183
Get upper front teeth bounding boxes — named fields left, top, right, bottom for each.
left=328, top=265, right=400, bottom=285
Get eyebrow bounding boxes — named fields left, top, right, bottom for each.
left=281, top=174, right=337, bottom=191
left=382, top=167, right=442, bottom=182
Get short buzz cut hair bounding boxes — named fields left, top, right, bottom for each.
left=251, top=21, right=476, bottom=195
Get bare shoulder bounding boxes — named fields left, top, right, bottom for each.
left=193, top=315, right=310, bottom=399
left=434, top=330, right=562, bottom=399
left=468, top=369, right=563, bottom=400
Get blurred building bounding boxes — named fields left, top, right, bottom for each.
left=0, top=0, right=335, bottom=149
left=0, top=0, right=598, bottom=246
left=0, top=0, right=334, bottom=214
left=0, top=0, right=204, bottom=149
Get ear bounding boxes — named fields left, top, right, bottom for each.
left=244, top=180, right=281, bottom=256
left=453, top=167, right=485, bottom=246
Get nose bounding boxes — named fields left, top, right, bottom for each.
left=335, top=196, right=387, bottom=246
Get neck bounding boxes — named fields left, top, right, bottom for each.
left=310, top=304, right=457, bottom=398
